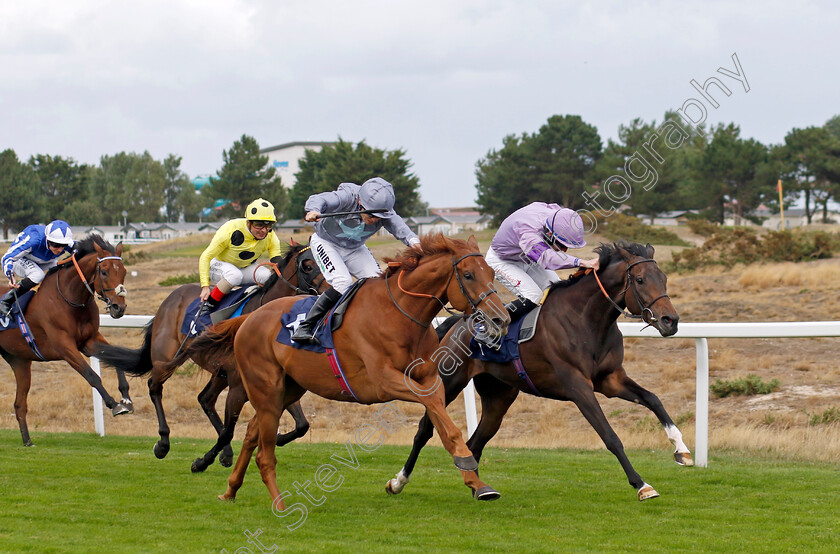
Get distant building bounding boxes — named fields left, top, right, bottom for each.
left=260, top=141, right=335, bottom=188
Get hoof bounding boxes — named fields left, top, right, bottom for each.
left=473, top=486, right=501, bottom=501
left=454, top=455, right=479, bottom=471
left=120, top=399, right=135, bottom=414
left=386, top=471, right=409, bottom=495
left=23, top=441, right=34, bottom=448
left=638, top=484, right=660, bottom=501
left=674, top=452, right=694, bottom=466
left=112, top=403, right=131, bottom=416
left=217, top=494, right=235, bottom=502
left=191, top=458, right=208, bottom=473
left=219, top=452, right=233, bottom=468
left=153, top=441, right=170, bottom=459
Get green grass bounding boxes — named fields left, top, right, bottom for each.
left=1, top=431, right=839, bottom=553
left=710, top=374, right=781, bottom=398
left=156, top=245, right=207, bottom=258
left=158, top=273, right=200, bottom=286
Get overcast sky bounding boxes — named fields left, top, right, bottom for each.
left=1, top=0, right=837, bottom=209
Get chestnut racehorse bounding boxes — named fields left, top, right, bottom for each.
left=0, top=234, right=131, bottom=446
left=96, top=239, right=326, bottom=466
left=185, top=234, right=510, bottom=507
left=387, top=241, right=690, bottom=501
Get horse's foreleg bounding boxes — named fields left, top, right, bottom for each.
left=276, top=400, right=310, bottom=447
left=383, top=370, right=499, bottom=501
left=86, top=334, right=133, bottom=411
left=8, top=358, right=33, bottom=446
left=567, top=379, right=658, bottom=501
left=220, top=416, right=260, bottom=502
left=58, top=345, right=130, bottom=416
left=467, top=375, right=519, bottom=465
left=601, top=371, right=693, bottom=466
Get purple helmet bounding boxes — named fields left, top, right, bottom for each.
left=544, top=208, right=586, bottom=248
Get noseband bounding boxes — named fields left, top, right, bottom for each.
left=386, top=252, right=500, bottom=327
left=593, top=258, right=669, bottom=325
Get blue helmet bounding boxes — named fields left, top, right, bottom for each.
left=544, top=209, right=586, bottom=249
left=45, top=220, right=74, bottom=246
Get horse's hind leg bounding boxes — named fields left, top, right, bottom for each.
left=566, top=374, right=658, bottom=501
left=598, top=368, right=693, bottom=466
left=276, top=400, right=309, bottom=447
left=7, top=356, right=33, bottom=446
left=197, top=370, right=234, bottom=466
left=114, top=368, right=134, bottom=412
left=148, top=364, right=177, bottom=459
left=192, top=374, right=248, bottom=473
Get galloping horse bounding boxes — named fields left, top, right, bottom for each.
left=185, top=234, right=510, bottom=507
left=387, top=241, right=690, bottom=501
left=0, top=235, right=131, bottom=446
left=96, top=240, right=326, bottom=465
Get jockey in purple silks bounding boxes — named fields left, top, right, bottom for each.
left=485, top=202, right=600, bottom=316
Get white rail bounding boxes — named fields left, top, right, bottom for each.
left=93, top=316, right=840, bottom=466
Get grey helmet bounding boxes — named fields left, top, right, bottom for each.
left=359, top=177, right=396, bottom=219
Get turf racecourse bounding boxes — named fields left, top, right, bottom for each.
left=0, top=431, right=838, bottom=553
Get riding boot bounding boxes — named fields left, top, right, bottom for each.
left=291, top=287, right=342, bottom=345
left=0, top=278, right=37, bottom=316
left=505, top=297, right=538, bottom=319
left=197, top=297, right=219, bottom=318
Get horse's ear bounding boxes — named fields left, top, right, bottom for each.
left=93, top=241, right=106, bottom=257
left=289, top=237, right=300, bottom=247
left=115, top=242, right=124, bottom=257
left=615, top=243, right=631, bottom=261
left=467, top=235, right=479, bottom=251
left=645, top=243, right=655, bottom=258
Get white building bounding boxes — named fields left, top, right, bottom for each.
left=260, top=141, right=335, bottom=188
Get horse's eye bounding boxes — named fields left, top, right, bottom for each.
left=635, top=277, right=644, bottom=284
left=464, top=272, right=474, bottom=281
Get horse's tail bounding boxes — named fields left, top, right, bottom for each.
left=95, top=319, right=154, bottom=377
left=435, top=315, right=461, bottom=341
left=179, top=315, right=248, bottom=371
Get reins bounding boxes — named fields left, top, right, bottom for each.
left=588, top=258, right=669, bottom=325
left=56, top=252, right=126, bottom=309
left=258, top=246, right=325, bottom=297
left=385, top=252, right=500, bottom=327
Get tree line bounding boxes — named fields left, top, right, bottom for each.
left=2, top=114, right=838, bottom=239
left=476, top=113, right=840, bottom=227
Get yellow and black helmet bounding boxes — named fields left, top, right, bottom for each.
left=244, top=198, right=276, bottom=223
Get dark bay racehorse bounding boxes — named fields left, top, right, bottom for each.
left=0, top=235, right=132, bottom=446
left=387, top=241, right=691, bottom=501
left=96, top=239, right=326, bottom=465
left=185, top=234, right=510, bottom=507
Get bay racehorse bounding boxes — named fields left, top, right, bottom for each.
left=0, top=234, right=132, bottom=446
left=184, top=234, right=510, bottom=507
left=387, top=241, right=691, bottom=501
left=96, top=239, right=326, bottom=466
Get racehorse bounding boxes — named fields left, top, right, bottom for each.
left=184, top=234, right=510, bottom=507
left=0, top=234, right=132, bottom=446
left=95, top=239, right=326, bottom=466
left=386, top=241, right=690, bottom=501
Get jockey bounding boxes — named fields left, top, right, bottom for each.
left=291, top=177, right=421, bottom=345
left=198, top=198, right=285, bottom=316
left=0, top=220, right=75, bottom=316
left=485, top=202, right=600, bottom=316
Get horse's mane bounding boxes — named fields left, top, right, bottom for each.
left=548, top=241, right=650, bottom=291
left=74, top=234, right=116, bottom=258
left=262, top=242, right=309, bottom=288
left=383, top=233, right=464, bottom=276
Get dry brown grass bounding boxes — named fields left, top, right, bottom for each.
left=2, top=231, right=840, bottom=463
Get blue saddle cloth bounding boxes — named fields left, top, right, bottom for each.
left=180, top=287, right=252, bottom=336
left=0, top=291, right=35, bottom=331
left=469, top=311, right=529, bottom=364
left=274, top=296, right=334, bottom=353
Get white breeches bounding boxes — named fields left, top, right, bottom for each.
left=208, top=259, right=273, bottom=288
left=10, top=257, right=55, bottom=284
left=485, top=246, right=560, bottom=304
left=309, top=234, right=382, bottom=294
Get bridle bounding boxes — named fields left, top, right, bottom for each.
left=262, top=246, right=326, bottom=296
left=385, top=252, right=500, bottom=328
left=57, top=253, right=127, bottom=310
left=592, top=258, right=669, bottom=326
